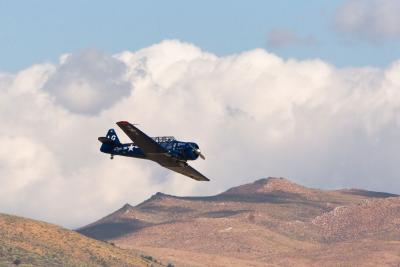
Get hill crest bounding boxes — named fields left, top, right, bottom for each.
left=0, top=213, right=158, bottom=266
left=221, top=177, right=314, bottom=195
left=78, top=177, right=400, bottom=266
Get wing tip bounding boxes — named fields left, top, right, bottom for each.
left=193, top=176, right=210, bottom=182
left=117, top=121, right=140, bottom=126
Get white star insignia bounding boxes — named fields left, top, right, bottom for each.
left=128, top=144, right=134, bottom=151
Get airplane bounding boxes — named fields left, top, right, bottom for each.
left=98, top=121, right=209, bottom=181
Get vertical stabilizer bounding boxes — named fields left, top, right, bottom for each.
left=105, top=129, right=120, bottom=144
left=98, top=129, right=121, bottom=147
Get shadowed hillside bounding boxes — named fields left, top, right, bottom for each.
left=79, top=177, right=400, bottom=266
left=0, top=213, right=162, bottom=267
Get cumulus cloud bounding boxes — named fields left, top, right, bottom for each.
left=1, top=39, right=400, bottom=228
left=267, top=28, right=318, bottom=48
left=334, top=0, right=400, bottom=41
left=44, top=49, right=132, bottom=114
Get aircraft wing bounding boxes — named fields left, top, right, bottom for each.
left=116, top=121, right=168, bottom=154
left=163, top=164, right=210, bottom=181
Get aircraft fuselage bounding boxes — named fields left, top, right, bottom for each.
left=100, top=140, right=200, bottom=162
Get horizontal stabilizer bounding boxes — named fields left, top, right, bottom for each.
left=98, top=136, right=116, bottom=145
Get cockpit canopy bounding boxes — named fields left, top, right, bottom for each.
left=152, top=136, right=176, bottom=143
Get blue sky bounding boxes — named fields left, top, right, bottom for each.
left=1, top=0, right=400, bottom=72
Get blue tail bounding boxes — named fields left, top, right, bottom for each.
left=105, top=129, right=120, bottom=144
left=98, top=129, right=121, bottom=152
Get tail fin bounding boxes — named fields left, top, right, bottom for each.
left=98, top=129, right=121, bottom=145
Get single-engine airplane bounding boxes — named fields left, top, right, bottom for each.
left=98, top=121, right=209, bottom=181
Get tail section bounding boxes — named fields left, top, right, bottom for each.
left=105, top=129, right=120, bottom=144
left=99, top=129, right=121, bottom=149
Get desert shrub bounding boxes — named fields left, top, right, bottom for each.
left=142, top=255, right=153, bottom=261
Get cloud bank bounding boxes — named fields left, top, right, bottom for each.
left=334, top=0, right=400, bottom=41
left=1, top=40, right=400, bottom=227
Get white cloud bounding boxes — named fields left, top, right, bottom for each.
left=1, top=39, right=400, bottom=228
left=334, top=0, right=400, bottom=41
left=267, top=28, right=318, bottom=48
left=43, top=49, right=132, bottom=114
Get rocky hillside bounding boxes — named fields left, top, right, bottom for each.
left=79, top=177, right=400, bottom=266
left=0, top=213, right=162, bottom=267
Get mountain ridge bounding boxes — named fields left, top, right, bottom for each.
left=78, top=177, right=400, bottom=266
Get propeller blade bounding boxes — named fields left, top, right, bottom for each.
left=194, top=149, right=206, bottom=160
left=199, top=153, right=205, bottom=160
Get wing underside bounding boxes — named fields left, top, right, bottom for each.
left=163, top=165, right=210, bottom=181
left=116, top=121, right=210, bottom=181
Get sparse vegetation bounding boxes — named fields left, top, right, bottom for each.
left=80, top=177, right=400, bottom=266
left=0, top=213, right=157, bottom=266
left=142, top=255, right=153, bottom=261
left=2, top=178, right=400, bottom=266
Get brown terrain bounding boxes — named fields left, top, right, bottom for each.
left=0, top=213, right=163, bottom=267
left=79, top=177, right=400, bottom=267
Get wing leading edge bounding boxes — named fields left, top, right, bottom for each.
left=116, top=121, right=167, bottom=154
left=116, top=121, right=210, bottom=181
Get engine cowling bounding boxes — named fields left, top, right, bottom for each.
left=183, top=143, right=205, bottom=161
left=183, top=143, right=199, bottom=160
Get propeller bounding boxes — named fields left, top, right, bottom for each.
left=194, top=148, right=205, bottom=160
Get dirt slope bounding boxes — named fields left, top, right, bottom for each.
left=79, top=177, right=400, bottom=266
left=0, top=213, right=161, bottom=267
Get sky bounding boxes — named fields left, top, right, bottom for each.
left=1, top=0, right=400, bottom=228
left=1, top=0, right=400, bottom=72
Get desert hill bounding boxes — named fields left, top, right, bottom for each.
left=78, top=177, right=400, bottom=266
left=0, top=213, right=162, bottom=267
